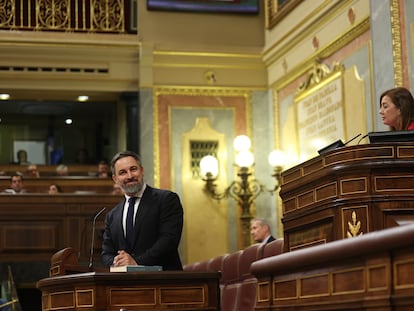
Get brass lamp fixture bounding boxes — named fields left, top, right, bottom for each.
left=199, top=135, right=285, bottom=248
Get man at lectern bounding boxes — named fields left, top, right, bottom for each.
left=101, top=150, right=183, bottom=270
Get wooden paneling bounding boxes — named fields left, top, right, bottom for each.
left=37, top=271, right=220, bottom=310
left=0, top=194, right=121, bottom=279
left=280, top=143, right=414, bottom=252
left=251, top=225, right=414, bottom=311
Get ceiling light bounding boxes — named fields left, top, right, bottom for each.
left=0, top=93, right=10, bottom=100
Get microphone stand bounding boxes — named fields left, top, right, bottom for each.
left=88, top=207, right=106, bottom=272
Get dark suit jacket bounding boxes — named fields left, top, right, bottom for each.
left=101, top=185, right=183, bottom=270
left=266, top=235, right=276, bottom=243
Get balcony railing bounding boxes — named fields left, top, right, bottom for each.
left=0, top=0, right=137, bottom=34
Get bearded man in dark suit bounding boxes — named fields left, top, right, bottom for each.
left=102, top=150, right=183, bottom=270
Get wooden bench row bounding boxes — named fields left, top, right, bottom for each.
left=0, top=176, right=115, bottom=194
left=0, top=164, right=100, bottom=176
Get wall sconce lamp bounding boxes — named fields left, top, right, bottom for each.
left=199, top=135, right=286, bottom=247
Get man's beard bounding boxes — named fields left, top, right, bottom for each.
left=121, top=178, right=144, bottom=195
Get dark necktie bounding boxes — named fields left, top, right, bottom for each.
left=126, top=197, right=136, bottom=247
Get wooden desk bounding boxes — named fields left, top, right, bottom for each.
left=37, top=271, right=220, bottom=311
left=280, top=143, right=414, bottom=251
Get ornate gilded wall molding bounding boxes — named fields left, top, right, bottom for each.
left=271, top=17, right=369, bottom=91
left=0, top=0, right=134, bottom=33
left=390, top=0, right=403, bottom=87
left=265, top=0, right=303, bottom=30
left=152, top=86, right=253, bottom=189
left=296, top=62, right=344, bottom=94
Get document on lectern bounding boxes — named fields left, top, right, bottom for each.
left=110, top=265, right=163, bottom=272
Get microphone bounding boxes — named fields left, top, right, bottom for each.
left=343, top=133, right=362, bottom=146
left=88, top=207, right=106, bottom=272
left=317, top=133, right=362, bottom=155
left=357, top=133, right=369, bottom=145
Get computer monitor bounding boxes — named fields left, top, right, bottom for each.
left=368, top=130, right=414, bottom=143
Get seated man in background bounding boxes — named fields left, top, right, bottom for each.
left=26, top=164, right=40, bottom=178
left=250, top=218, right=275, bottom=244
left=56, top=164, right=69, bottom=176
left=3, top=175, right=27, bottom=194
left=96, top=160, right=111, bottom=178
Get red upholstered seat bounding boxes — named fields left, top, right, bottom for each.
left=239, top=243, right=265, bottom=280
left=238, top=243, right=265, bottom=311
left=262, top=238, right=284, bottom=258
left=207, top=254, right=228, bottom=272
left=194, top=259, right=209, bottom=271
left=183, top=239, right=285, bottom=310
left=221, top=250, right=243, bottom=311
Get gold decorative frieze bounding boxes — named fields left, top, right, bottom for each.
left=0, top=0, right=132, bottom=33
left=390, top=0, right=403, bottom=86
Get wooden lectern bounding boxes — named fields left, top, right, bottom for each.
left=37, top=248, right=220, bottom=310
left=280, top=143, right=414, bottom=251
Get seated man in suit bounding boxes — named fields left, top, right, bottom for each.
left=250, top=218, right=275, bottom=244
left=3, top=175, right=27, bottom=194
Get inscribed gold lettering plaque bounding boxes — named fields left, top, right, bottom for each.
left=295, top=63, right=345, bottom=160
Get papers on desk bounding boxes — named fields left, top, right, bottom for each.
left=110, top=265, right=163, bottom=272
